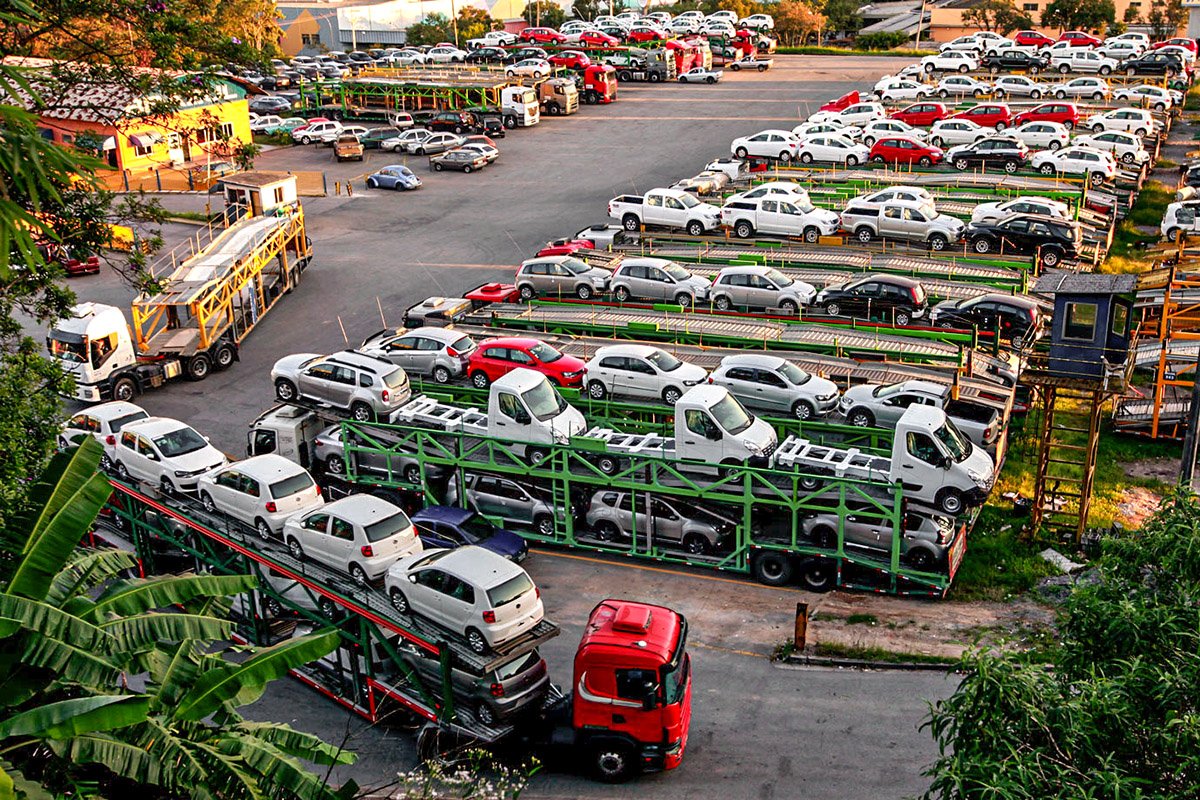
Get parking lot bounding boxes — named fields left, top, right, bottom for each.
left=66, top=55, right=960, bottom=799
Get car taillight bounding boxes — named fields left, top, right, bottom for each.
left=490, top=682, right=505, bottom=697
left=911, top=287, right=920, bottom=303
left=984, top=426, right=993, bottom=442
left=106, top=434, right=116, bottom=445
left=381, top=389, right=390, bottom=401
left=361, top=545, right=374, bottom=557
left=707, top=376, right=714, bottom=383
left=483, top=610, right=496, bottom=623
left=447, top=346, right=459, bottom=357
left=535, top=586, right=541, bottom=599
left=265, top=501, right=277, bottom=513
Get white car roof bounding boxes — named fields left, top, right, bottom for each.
left=85, top=401, right=148, bottom=422
left=217, top=454, right=310, bottom=483
left=594, top=343, right=665, bottom=358
left=122, top=416, right=196, bottom=438
left=720, top=353, right=789, bottom=370
left=412, top=545, right=528, bottom=589
left=319, top=493, right=407, bottom=524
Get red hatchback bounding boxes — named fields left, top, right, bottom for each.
left=520, top=27, right=567, bottom=44
left=578, top=30, right=620, bottom=46
left=1057, top=31, right=1103, bottom=48
left=1011, top=101, right=1079, bottom=129
left=949, top=103, right=1012, bottom=129
left=536, top=238, right=596, bottom=257
left=548, top=50, right=591, bottom=69
left=890, top=101, right=949, bottom=127
left=468, top=338, right=587, bottom=389
left=868, top=136, right=945, bottom=166
left=1152, top=37, right=1199, bottom=54
left=1013, top=30, right=1054, bottom=48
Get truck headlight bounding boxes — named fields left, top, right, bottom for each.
left=967, top=468, right=989, bottom=487
left=552, top=430, right=569, bottom=445
left=745, top=442, right=764, bottom=457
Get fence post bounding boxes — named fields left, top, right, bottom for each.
left=123, top=171, right=130, bottom=191
left=156, top=169, right=163, bottom=191
left=794, top=602, right=809, bottom=651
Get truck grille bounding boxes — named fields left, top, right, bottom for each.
left=760, top=440, right=777, bottom=460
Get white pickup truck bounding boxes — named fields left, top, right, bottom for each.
left=608, top=188, right=723, bottom=236
left=773, top=404, right=995, bottom=515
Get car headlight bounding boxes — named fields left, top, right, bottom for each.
left=592, top=276, right=607, bottom=286
left=745, top=442, right=765, bottom=457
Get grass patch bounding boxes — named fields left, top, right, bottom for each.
left=950, top=510, right=1057, bottom=601
left=1106, top=179, right=1171, bottom=266
left=1157, top=158, right=1179, bottom=170
left=1185, top=85, right=1200, bottom=111
left=846, top=613, right=879, bottom=626
left=810, top=642, right=956, bottom=665
left=775, top=46, right=936, bottom=57
left=166, top=210, right=218, bottom=223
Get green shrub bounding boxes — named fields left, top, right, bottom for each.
left=854, top=32, right=910, bottom=51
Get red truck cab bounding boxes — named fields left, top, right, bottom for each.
left=820, top=91, right=859, bottom=112
left=582, top=64, right=618, bottom=104
left=570, top=600, right=692, bottom=781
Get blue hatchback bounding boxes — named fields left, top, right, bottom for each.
left=411, top=506, right=529, bottom=562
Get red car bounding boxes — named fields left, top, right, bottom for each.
left=520, top=27, right=567, bottom=44
left=548, top=50, right=591, bottom=69
left=627, top=27, right=667, bottom=43
left=536, top=238, right=596, bottom=257
left=467, top=337, right=587, bottom=388
left=578, top=30, right=620, bottom=47
left=1011, top=102, right=1079, bottom=129
left=949, top=102, right=1012, bottom=129
left=890, top=101, right=949, bottom=127
left=820, top=91, right=859, bottom=112
left=1013, top=30, right=1054, bottom=48
left=1151, top=37, right=1198, bottom=54
left=1057, top=31, right=1103, bottom=48
left=868, top=136, right=945, bottom=166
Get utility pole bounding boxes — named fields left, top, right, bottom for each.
left=450, top=0, right=458, bottom=45
left=914, top=0, right=928, bottom=50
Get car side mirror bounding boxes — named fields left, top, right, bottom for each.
left=408, top=574, right=418, bottom=583
left=147, top=452, right=159, bottom=462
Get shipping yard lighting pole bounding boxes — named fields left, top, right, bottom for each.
left=914, top=0, right=928, bottom=50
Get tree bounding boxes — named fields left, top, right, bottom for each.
left=963, top=0, right=1034, bottom=34
left=774, top=0, right=826, bottom=46
left=405, top=13, right=454, bottom=46
left=0, top=439, right=355, bottom=800
left=1146, top=0, right=1187, bottom=40
left=522, top=0, right=567, bottom=29
left=571, top=0, right=604, bottom=21
left=821, top=0, right=863, bottom=34
left=456, top=6, right=495, bottom=43
left=1041, top=0, right=1116, bottom=32
left=922, top=489, right=1200, bottom=799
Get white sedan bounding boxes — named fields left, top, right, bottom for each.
left=992, top=75, right=1046, bottom=99
left=506, top=58, right=551, bottom=78
left=1112, top=85, right=1180, bottom=111
left=249, top=115, right=284, bottom=133
left=875, top=78, right=934, bottom=102
left=1009, top=120, right=1070, bottom=150
left=812, top=102, right=887, bottom=127
left=792, top=120, right=863, bottom=139
left=427, top=45, right=468, bottom=63
left=319, top=124, right=368, bottom=145
left=678, top=66, right=724, bottom=83
left=971, top=196, right=1071, bottom=224
left=935, top=75, right=992, bottom=98
left=1031, top=146, right=1118, bottom=183
left=731, top=129, right=801, bottom=161
left=921, top=50, right=979, bottom=73
left=1072, top=131, right=1150, bottom=165
left=859, top=119, right=927, bottom=145
left=795, top=134, right=869, bottom=166
left=1049, top=76, right=1111, bottom=100
left=928, top=118, right=988, bottom=148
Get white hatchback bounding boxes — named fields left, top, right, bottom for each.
left=111, top=417, right=228, bottom=493
left=284, top=494, right=423, bottom=585
left=928, top=119, right=988, bottom=148
left=1009, top=120, right=1070, bottom=150
left=198, top=454, right=324, bottom=540
left=61, top=401, right=149, bottom=454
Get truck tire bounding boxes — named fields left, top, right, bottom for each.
left=734, top=220, right=754, bottom=238
left=752, top=551, right=793, bottom=586
left=112, top=376, right=137, bottom=402
left=504, top=115, right=517, bottom=129
left=686, top=220, right=705, bottom=236
left=186, top=353, right=211, bottom=381
left=847, top=408, right=874, bottom=427
left=936, top=487, right=965, bottom=516
left=798, top=558, right=837, bottom=592
left=591, top=741, right=637, bottom=783
left=275, top=378, right=298, bottom=402
left=622, top=214, right=640, bottom=232
left=546, top=102, right=561, bottom=115
left=648, top=71, right=662, bottom=83
left=213, top=341, right=237, bottom=370
left=584, top=90, right=599, bottom=104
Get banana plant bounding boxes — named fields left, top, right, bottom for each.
left=0, top=438, right=356, bottom=800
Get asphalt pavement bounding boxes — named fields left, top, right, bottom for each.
left=53, top=55, right=960, bottom=798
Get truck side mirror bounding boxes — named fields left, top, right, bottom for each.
left=515, top=410, right=531, bottom=425
left=941, top=455, right=953, bottom=470
left=643, top=692, right=657, bottom=711
left=706, top=425, right=722, bottom=441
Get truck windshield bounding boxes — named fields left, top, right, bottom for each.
left=933, top=421, right=973, bottom=463
left=676, top=193, right=701, bottom=209
left=47, top=333, right=87, bottom=364
left=763, top=268, right=793, bottom=288
left=365, top=510, right=413, bottom=542
left=711, top=394, right=754, bottom=435
left=660, top=614, right=689, bottom=705
left=522, top=381, right=568, bottom=421
left=528, top=341, right=563, bottom=363
left=778, top=361, right=811, bottom=385
left=663, top=263, right=692, bottom=281
left=646, top=350, right=683, bottom=372
left=562, top=258, right=592, bottom=275
left=153, top=427, right=209, bottom=458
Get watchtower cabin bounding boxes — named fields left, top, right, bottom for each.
left=221, top=171, right=298, bottom=221
left=1023, top=273, right=1136, bottom=540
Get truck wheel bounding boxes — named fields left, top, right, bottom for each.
left=798, top=558, right=837, bottom=592
left=505, top=115, right=517, bottom=129
left=546, top=102, right=561, bottom=115
left=683, top=533, right=712, bottom=556
left=534, top=514, right=554, bottom=536
left=213, top=342, right=237, bottom=370
left=622, top=214, right=640, bottom=232
left=471, top=370, right=491, bottom=389
left=847, top=408, right=874, bottom=427
left=686, top=220, right=705, bottom=236
left=112, top=376, right=137, bottom=402
left=275, top=378, right=298, bottom=402
left=936, top=488, right=965, bottom=516
left=186, top=353, right=211, bottom=381
left=584, top=90, right=599, bottom=104
left=798, top=473, right=823, bottom=491
left=752, top=551, right=793, bottom=586
left=591, top=741, right=636, bottom=783
left=792, top=400, right=815, bottom=420
left=350, top=402, right=375, bottom=422
left=803, top=226, right=820, bottom=243
left=734, top=220, right=754, bottom=238
left=662, top=386, right=683, bottom=405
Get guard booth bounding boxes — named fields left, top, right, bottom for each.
left=222, top=171, right=298, bottom=221
left=1023, top=273, right=1136, bottom=541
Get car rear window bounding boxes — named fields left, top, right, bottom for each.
left=110, top=411, right=149, bottom=432
left=270, top=472, right=315, bottom=499
left=494, top=650, right=541, bottom=681
left=451, top=335, right=474, bottom=353
left=365, top=510, right=413, bottom=542
left=486, top=572, right=535, bottom=608
left=383, top=368, right=409, bottom=389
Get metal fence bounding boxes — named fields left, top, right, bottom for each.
left=98, top=167, right=327, bottom=196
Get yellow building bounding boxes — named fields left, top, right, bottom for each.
left=926, top=0, right=1173, bottom=43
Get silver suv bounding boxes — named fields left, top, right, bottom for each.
left=584, top=490, right=734, bottom=555
left=445, top=473, right=560, bottom=535
left=271, top=350, right=412, bottom=421
left=609, top=257, right=711, bottom=307
left=708, top=354, right=840, bottom=420
left=800, top=509, right=955, bottom=571
left=312, top=424, right=443, bottom=486
left=515, top=255, right=612, bottom=300
left=359, top=326, right=477, bottom=384
left=710, top=265, right=817, bottom=314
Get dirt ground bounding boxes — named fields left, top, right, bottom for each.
left=1114, top=458, right=1177, bottom=527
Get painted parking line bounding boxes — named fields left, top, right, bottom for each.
left=533, top=548, right=808, bottom=594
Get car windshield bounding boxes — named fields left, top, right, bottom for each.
left=270, top=472, right=314, bottom=499
left=676, top=193, right=701, bottom=208
left=646, top=349, right=683, bottom=372
left=793, top=200, right=816, bottom=213
left=778, top=361, right=811, bottom=385
left=365, top=510, right=413, bottom=542
left=522, top=380, right=568, bottom=421
left=934, top=420, right=973, bottom=462
left=562, top=257, right=592, bottom=275
left=763, top=268, right=793, bottom=288
left=110, top=411, right=150, bottom=431
left=486, top=572, right=534, bottom=608
left=153, top=427, right=208, bottom=458
left=460, top=513, right=497, bottom=542
left=711, top=394, right=755, bottom=435
left=664, top=263, right=691, bottom=280
left=873, top=383, right=905, bottom=399
left=528, top=341, right=563, bottom=363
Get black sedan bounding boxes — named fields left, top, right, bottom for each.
left=965, top=214, right=1080, bottom=267
left=981, top=51, right=1049, bottom=73
left=249, top=95, right=292, bottom=114
left=929, top=293, right=1042, bottom=347
left=430, top=149, right=489, bottom=173
left=813, top=274, right=929, bottom=326
left=945, top=136, right=1028, bottom=173
left=466, top=47, right=508, bottom=64
left=1118, top=51, right=1185, bottom=76
left=509, top=46, right=548, bottom=62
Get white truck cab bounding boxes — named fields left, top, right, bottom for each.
left=47, top=303, right=144, bottom=403
left=247, top=404, right=327, bottom=469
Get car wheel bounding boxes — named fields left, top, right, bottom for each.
left=863, top=136, right=876, bottom=147
left=471, top=370, right=490, bottom=389
left=848, top=408, right=875, bottom=427
left=201, top=492, right=216, bottom=513
left=778, top=151, right=792, bottom=163
left=112, top=376, right=137, bottom=402
left=936, top=488, right=965, bottom=516
left=752, top=551, right=793, bottom=586
left=1041, top=249, right=1062, bottom=267
left=287, top=538, right=303, bottom=560
left=1031, top=90, right=1041, bottom=99
left=799, top=558, right=837, bottom=592
left=462, top=165, right=473, bottom=173
left=432, top=365, right=452, bottom=384
left=1058, top=64, right=1069, bottom=74
left=622, top=214, right=640, bottom=232
left=1011, top=332, right=1027, bottom=350
left=735, top=146, right=748, bottom=158
left=1056, top=90, right=1067, bottom=99
left=433, top=162, right=443, bottom=171
left=811, top=525, right=836, bottom=550
left=973, top=237, right=993, bottom=253
left=953, top=157, right=969, bottom=170
left=518, top=284, right=535, bottom=301
left=1093, top=92, right=1104, bottom=101
left=506, top=70, right=515, bottom=77
left=1092, top=123, right=1104, bottom=133
left=683, top=533, right=712, bottom=556
left=993, top=89, right=1004, bottom=99
left=349, top=563, right=368, bottom=586
left=930, top=136, right=944, bottom=148
left=324, top=453, right=347, bottom=477
left=663, top=386, right=683, bottom=405
left=792, top=400, right=815, bottom=420
left=475, top=703, right=498, bottom=727
left=714, top=295, right=732, bottom=311
left=367, top=178, right=377, bottom=189
left=803, top=226, right=820, bottom=244
left=1004, top=160, right=1019, bottom=174
left=735, top=220, right=754, bottom=239
left=895, top=308, right=913, bottom=325
left=251, top=518, right=272, bottom=542
left=576, top=284, right=593, bottom=300
left=1040, top=163, right=1056, bottom=174
left=1049, top=140, right=1062, bottom=150
left=389, top=588, right=409, bottom=614
left=300, top=135, right=311, bottom=145
left=824, top=301, right=841, bottom=316
left=800, top=152, right=814, bottom=164
left=958, top=64, right=969, bottom=73
left=938, top=88, right=949, bottom=98
left=856, top=227, right=874, bottom=243
left=274, top=378, right=298, bottom=402
left=907, top=549, right=935, bottom=571
left=1135, top=128, right=1147, bottom=137
left=846, top=155, right=859, bottom=167
left=1100, top=66, right=1111, bottom=76
left=780, top=299, right=799, bottom=315
left=686, top=220, right=705, bottom=237
left=534, top=514, right=554, bottom=536
left=594, top=520, right=622, bottom=541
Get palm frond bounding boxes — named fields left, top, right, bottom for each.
left=0, top=595, right=114, bottom=652
left=100, top=613, right=232, bottom=653
left=233, top=723, right=357, bottom=766
left=86, top=574, right=256, bottom=621
left=50, top=734, right=164, bottom=787
left=145, top=641, right=201, bottom=712
left=47, top=550, right=140, bottom=606
left=217, top=735, right=342, bottom=800
left=17, top=632, right=121, bottom=688
left=0, top=756, right=53, bottom=800
left=0, top=696, right=149, bottom=740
